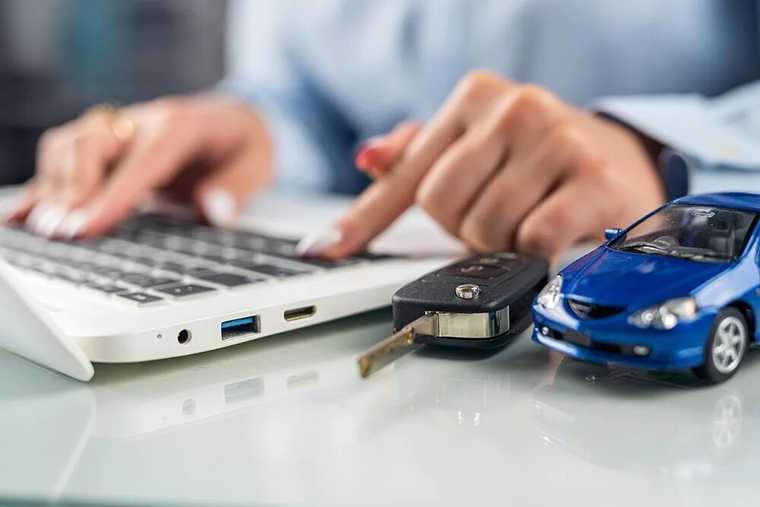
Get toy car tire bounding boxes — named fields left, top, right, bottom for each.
left=693, top=308, right=749, bottom=384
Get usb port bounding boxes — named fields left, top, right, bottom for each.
left=284, top=305, right=316, bottom=322
left=221, top=316, right=260, bottom=340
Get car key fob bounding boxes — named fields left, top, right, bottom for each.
left=358, top=252, right=549, bottom=378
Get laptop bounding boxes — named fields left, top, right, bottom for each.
left=0, top=190, right=459, bottom=381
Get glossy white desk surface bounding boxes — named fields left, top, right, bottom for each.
left=4, top=172, right=760, bottom=507
left=1, top=307, right=758, bottom=507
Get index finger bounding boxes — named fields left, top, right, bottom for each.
left=80, top=111, right=204, bottom=236
left=316, top=110, right=463, bottom=258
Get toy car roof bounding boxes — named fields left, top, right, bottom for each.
left=675, top=192, right=760, bottom=213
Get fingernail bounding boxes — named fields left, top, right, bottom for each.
left=355, top=147, right=384, bottom=171
left=202, top=189, right=237, bottom=227
left=355, top=148, right=371, bottom=171
left=58, top=209, right=92, bottom=240
left=25, top=203, right=51, bottom=234
left=295, top=225, right=344, bottom=257
left=36, top=205, right=69, bottom=238
left=355, top=138, right=384, bottom=170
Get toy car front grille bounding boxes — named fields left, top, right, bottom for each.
left=546, top=327, right=635, bottom=357
left=567, top=299, right=625, bottom=320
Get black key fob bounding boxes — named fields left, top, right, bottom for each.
left=392, top=252, right=549, bottom=349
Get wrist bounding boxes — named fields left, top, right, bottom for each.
left=600, top=113, right=688, bottom=202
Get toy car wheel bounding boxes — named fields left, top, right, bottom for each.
left=694, top=308, right=749, bottom=384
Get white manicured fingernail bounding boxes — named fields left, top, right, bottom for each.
left=202, top=189, right=237, bottom=226
left=37, top=206, right=68, bottom=238
left=59, top=209, right=92, bottom=239
left=296, top=226, right=343, bottom=257
left=25, top=203, right=51, bottom=234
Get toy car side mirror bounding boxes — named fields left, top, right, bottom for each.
left=604, top=228, right=624, bottom=241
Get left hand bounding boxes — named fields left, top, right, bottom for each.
left=303, top=71, right=665, bottom=262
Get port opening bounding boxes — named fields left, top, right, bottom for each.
left=177, top=329, right=192, bottom=344
left=284, top=305, right=316, bottom=322
left=221, top=316, right=260, bottom=341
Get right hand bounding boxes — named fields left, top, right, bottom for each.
left=7, top=95, right=273, bottom=238
left=310, top=73, right=664, bottom=262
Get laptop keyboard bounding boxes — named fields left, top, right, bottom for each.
left=0, top=214, right=381, bottom=306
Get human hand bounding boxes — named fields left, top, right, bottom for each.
left=7, top=96, right=273, bottom=238
left=299, top=71, right=665, bottom=262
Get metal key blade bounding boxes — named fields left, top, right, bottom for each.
left=358, top=314, right=437, bottom=378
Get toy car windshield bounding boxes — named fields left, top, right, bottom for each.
left=610, top=204, right=758, bottom=263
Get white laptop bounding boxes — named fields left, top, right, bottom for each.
left=0, top=190, right=459, bottom=381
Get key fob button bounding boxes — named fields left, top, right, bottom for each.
left=476, top=257, right=502, bottom=266
left=445, top=262, right=507, bottom=279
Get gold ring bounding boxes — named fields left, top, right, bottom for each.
left=84, top=104, right=136, bottom=143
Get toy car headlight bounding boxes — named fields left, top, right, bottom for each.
left=537, top=275, right=563, bottom=309
left=628, top=297, right=698, bottom=330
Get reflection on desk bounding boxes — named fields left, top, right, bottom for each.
left=1, top=308, right=758, bottom=506
left=532, top=355, right=759, bottom=506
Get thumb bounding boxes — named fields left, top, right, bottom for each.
left=195, top=157, right=272, bottom=227
left=197, top=187, right=240, bottom=227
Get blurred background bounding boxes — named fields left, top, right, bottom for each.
left=0, top=0, right=227, bottom=186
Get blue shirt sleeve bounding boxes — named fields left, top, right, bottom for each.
left=220, top=0, right=362, bottom=194
left=593, top=82, right=760, bottom=196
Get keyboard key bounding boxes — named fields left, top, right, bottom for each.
left=31, top=262, right=62, bottom=277
left=128, top=256, right=159, bottom=267
left=190, top=272, right=261, bottom=287
left=199, top=253, right=234, bottom=264
left=109, top=228, right=140, bottom=241
left=53, top=268, right=92, bottom=283
left=132, top=232, right=170, bottom=249
left=0, top=213, right=393, bottom=305
left=118, top=292, right=164, bottom=304
left=84, top=282, right=129, bottom=294
left=154, top=261, right=193, bottom=274
left=122, top=273, right=180, bottom=288
left=258, top=237, right=299, bottom=257
left=50, top=271, right=83, bottom=284
left=230, top=234, right=293, bottom=256
left=289, top=256, right=363, bottom=270
left=229, top=261, right=309, bottom=278
left=153, top=283, right=216, bottom=297
left=186, top=267, right=223, bottom=278
left=65, top=261, right=99, bottom=272
left=4, top=254, right=38, bottom=270
left=92, top=266, right=125, bottom=279
left=94, top=239, right=132, bottom=254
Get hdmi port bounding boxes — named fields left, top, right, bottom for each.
left=284, top=306, right=316, bottom=322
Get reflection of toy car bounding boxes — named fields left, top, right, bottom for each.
left=532, top=193, right=760, bottom=383
left=531, top=363, right=754, bottom=481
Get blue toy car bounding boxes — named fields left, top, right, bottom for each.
left=532, top=192, right=760, bottom=384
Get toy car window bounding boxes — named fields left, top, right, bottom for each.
left=610, top=205, right=757, bottom=262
